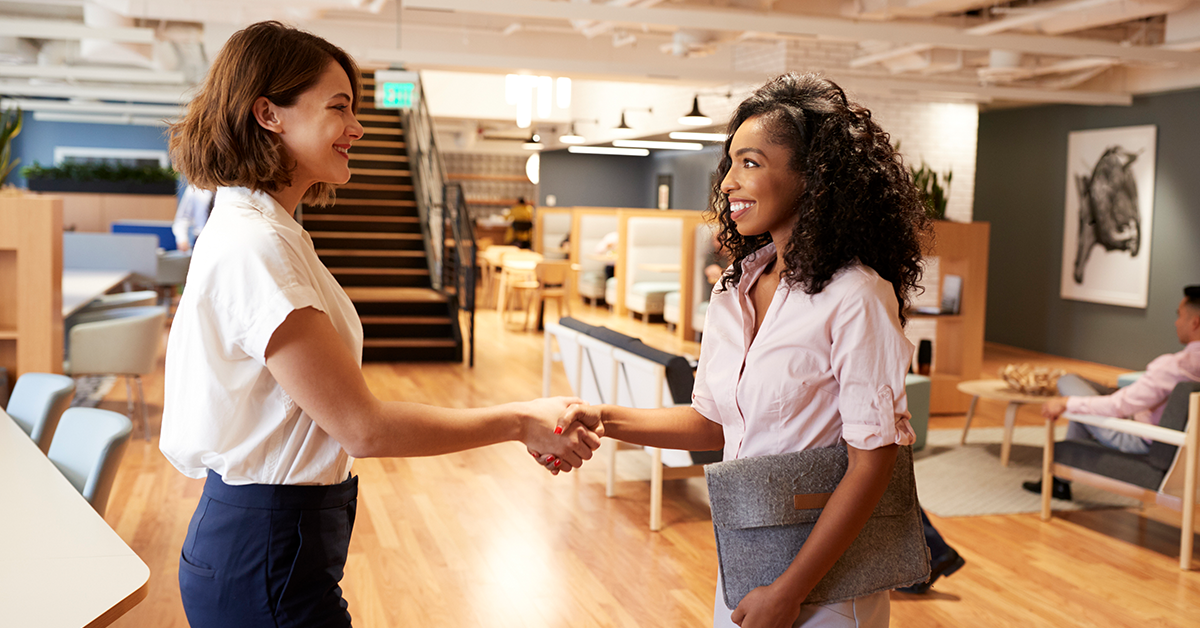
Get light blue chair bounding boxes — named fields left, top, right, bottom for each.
left=4, top=372, right=76, bottom=454
left=906, top=373, right=932, bottom=452
left=47, top=407, right=133, bottom=518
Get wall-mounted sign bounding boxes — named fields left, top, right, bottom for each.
left=373, top=70, right=420, bottom=110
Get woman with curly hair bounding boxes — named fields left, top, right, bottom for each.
left=562, top=73, right=930, bottom=627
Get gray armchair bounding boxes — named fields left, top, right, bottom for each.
left=1041, top=381, right=1200, bottom=570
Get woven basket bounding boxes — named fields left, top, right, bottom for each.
left=999, top=363, right=1065, bottom=396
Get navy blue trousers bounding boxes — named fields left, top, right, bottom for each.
left=179, top=470, right=358, bottom=628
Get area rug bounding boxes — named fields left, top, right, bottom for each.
left=69, top=375, right=117, bottom=408
left=914, top=426, right=1141, bottom=517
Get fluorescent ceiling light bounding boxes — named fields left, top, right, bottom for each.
left=669, top=131, right=727, bottom=142
left=568, top=146, right=649, bottom=157
left=612, top=139, right=703, bottom=151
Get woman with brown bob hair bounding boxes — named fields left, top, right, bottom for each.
left=161, top=21, right=599, bottom=628
left=561, top=73, right=930, bottom=627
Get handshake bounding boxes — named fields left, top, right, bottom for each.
left=516, top=397, right=604, bottom=475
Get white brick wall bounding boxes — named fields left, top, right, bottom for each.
left=859, top=97, right=979, bottom=224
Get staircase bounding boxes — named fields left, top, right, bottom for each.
left=305, top=72, right=461, bottom=362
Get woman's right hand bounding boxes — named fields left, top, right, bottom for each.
left=515, top=398, right=602, bottom=472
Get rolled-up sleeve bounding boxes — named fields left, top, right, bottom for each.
left=831, top=279, right=916, bottom=450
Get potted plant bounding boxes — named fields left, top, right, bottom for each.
left=0, top=105, right=21, bottom=186
left=22, top=160, right=178, bottom=195
left=910, top=160, right=952, bottom=221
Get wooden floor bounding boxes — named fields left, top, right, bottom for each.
left=98, top=301, right=1200, bottom=627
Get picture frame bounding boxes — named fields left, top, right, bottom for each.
left=1059, top=125, right=1156, bottom=308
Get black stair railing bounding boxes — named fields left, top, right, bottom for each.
left=443, top=182, right=476, bottom=367
left=401, top=75, right=475, bottom=365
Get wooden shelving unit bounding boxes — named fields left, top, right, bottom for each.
left=923, top=220, right=991, bottom=415
left=0, top=195, right=64, bottom=379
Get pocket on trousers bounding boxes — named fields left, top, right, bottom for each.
left=179, top=552, right=216, bottom=579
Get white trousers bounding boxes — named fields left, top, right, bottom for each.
left=713, top=577, right=889, bottom=628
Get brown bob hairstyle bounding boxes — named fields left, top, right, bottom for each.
left=169, top=21, right=360, bottom=206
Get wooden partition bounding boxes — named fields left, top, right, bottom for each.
left=48, top=192, right=175, bottom=233
left=0, top=195, right=64, bottom=378
left=919, top=220, right=990, bottom=415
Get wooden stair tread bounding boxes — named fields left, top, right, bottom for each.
left=305, top=214, right=419, bottom=223
left=308, top=231, right=422, bottom=240
left=330, top=267, right=429, bottom=275
left=316, top=249, right=425, bottom=257
left=355, top=140, right=405, bottom=149
left=363, top=338, right=457, bottom=348
left=348, top=154, right=409, bottom=163
left=360, top=316, right=450, bottom=325
left=344, top=287, right=446, bottom=302
left=331, top=198, right=416, bottom=207
left=350, top=168, right=411, bottom=177
left=337, top=182, right=414, bottom=191
left=362, top=126, right=403, bottom=135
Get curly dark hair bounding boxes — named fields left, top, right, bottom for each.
left=707, top=73, right=930, bottom=326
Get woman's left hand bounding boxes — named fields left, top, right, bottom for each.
left=730, top=582, right=805, bottom=628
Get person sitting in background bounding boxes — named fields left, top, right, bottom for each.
left=1027, top=284, right=1200, bottom=500
left=504, top=196, right=534, bottom=249
left=172, top=183, right=215, bottom=252
left=702, top=231, right=731, bottom=300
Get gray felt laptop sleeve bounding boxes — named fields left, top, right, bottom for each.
left=705, top=444, right=930, bottom=608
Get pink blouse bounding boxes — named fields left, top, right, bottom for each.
left=692, top=243, right=916, bottom=461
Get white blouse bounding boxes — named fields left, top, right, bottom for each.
left=692, top=243, right=916, bottom=462
left=160, top=187, right=363, bottom=486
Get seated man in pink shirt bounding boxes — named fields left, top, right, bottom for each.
left=1025, top=284, right=1200, bottom=500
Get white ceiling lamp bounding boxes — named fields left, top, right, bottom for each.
left=522, top=131, right=544, bottom=150
left=507, top=73, right=570, bottom=129
left=559, top=122, right=585, bottom=144
left=670, top=131, right=727, bottom=142
left=525, top=153, right=540, bottom=185
left=556, top=77, right=571, bottom=108
left=678, top=95, right=712, bottom=126
left=568, top=146, right=649, bottom=157
left=559, top=119, right=596, bottom=145
left=613, top=139, right=703, bottom=151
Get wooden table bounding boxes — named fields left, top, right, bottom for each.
left=0, top=408, right=149, bottom=627
left=957, top=379, right=1056, bottom=466
left=62, top=269, right=133, bottom=317
left=638, top=262, right=680, bottom=273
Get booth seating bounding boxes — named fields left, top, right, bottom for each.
left=539, top=211, right=571, bottom=260
left=621, top=216, right=681, bottom=322
left=1042, top=381, right=1200, bottom=570
left=543, top=317, right=717, bottom=531
left=576, top=213, right=618, bottom=305
left=664, top=223, right=717, bottom=338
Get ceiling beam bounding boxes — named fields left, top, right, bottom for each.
left=404, top=0, right=1200, bottom=65
left=369, top=47, right=1133, bottom=105
left=0, top=18, right=156, bottom=44
left=0, top=65, right=186, bottom=85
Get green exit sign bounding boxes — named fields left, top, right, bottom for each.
left=379, top=82, right=414, bottom=108
left=373, top=70, right=420, bottom=110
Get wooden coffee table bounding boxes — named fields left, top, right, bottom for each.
left=957, top=379, right=1057, bottom=466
